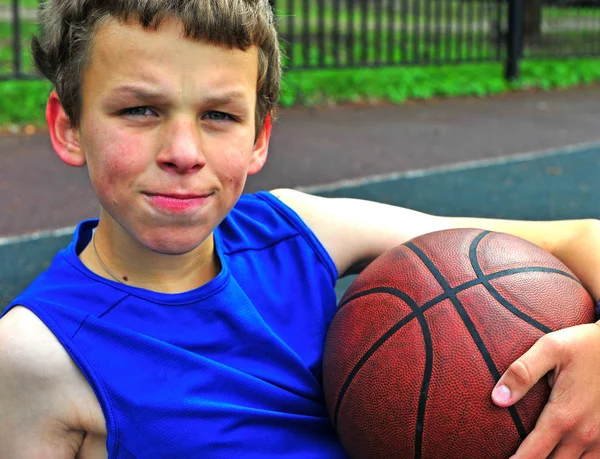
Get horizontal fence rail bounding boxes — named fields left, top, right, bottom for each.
left=1, top=0, right=600, bottom=81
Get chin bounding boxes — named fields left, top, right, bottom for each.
left=145, top=237, right=206, bottom=256
left=128, top=226, right=202, bottom=254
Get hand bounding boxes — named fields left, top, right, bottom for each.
left=491, top=322, right=600, bottom=458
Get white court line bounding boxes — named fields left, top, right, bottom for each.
left=2, top=139, right=600, bottom=246
left=0, top=226, right=76, bottom=247
left=297, top=139, right=600, bottom=194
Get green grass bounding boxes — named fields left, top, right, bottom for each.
left=280, top=57, right=600, bottom=107
left=0, top=79, right=50, bottom=125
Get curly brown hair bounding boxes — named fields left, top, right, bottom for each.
left=32, top=0, right=281, bottom=137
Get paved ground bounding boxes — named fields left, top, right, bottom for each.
left=2, top=85, right=600, bottom=237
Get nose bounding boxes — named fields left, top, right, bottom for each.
left=158, top=118, right=207, bottom=174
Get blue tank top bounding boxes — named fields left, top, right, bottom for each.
left=3, top=191, right=348, bottom=459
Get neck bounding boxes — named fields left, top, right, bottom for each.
left=80, top=221, right=219, bottom=294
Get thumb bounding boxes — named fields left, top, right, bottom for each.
left=491, top=335, right=557, bottom=407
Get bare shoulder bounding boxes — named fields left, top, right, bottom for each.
left=270, top=188, right=445, bottom=276
left=270, top=188, right=351, bottom=274
left=0, top=306, right=107, bottom=458
left=0, top=306, right=75, bottom=379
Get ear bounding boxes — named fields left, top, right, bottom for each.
left=46, top=91, right=86, bottom=167
left=247, top=113, right=272, bottom=176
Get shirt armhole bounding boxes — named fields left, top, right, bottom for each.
left=255, top=191, right=339, bottom=285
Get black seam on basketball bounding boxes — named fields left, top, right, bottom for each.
left=338, top=288, right=382, bottom=310
left=332, top=287, right=419, bottom=428
left=466, top=232, right=528, bottom=438
left=332, top=287, right=434, bottom=459
left=487, top=267, right=580, bottom=284
left=339, top=267, right=578, bottom=313
left=405, top=241, right=528, bottom=440
left=469, top=232, right=553, bottom=335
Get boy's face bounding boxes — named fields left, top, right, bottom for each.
left=58, top=16, right=269, bottom=255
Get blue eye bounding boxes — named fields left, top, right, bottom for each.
left=204, top=111, right=233, bottom=121
left=122, top=106, right=155, bottom=117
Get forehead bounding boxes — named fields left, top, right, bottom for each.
left=83, top=16, right=259, bottom=102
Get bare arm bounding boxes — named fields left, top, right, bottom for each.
left=271, top=189, right=600, bottom=300
left=0, top=307, right=106, bottom=459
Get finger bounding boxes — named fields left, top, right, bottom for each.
left=510, top=409, right=561, bottom=459
left=550, top=426, right=600, bottom=459
left=492, top=334, right=558, bottom=407
left=547, top=442, right=587, bottom=459
left=581, top=447, right=600, bottom=459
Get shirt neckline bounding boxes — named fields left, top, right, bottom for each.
left=64, top=219, right=231, bottom=305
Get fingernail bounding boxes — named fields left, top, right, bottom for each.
left=493, top=384, right=511, bottom=404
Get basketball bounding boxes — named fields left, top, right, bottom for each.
left=322, top=228, right=595, bottom=459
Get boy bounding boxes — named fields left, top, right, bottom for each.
left=2, top=0, right=600, bottom=457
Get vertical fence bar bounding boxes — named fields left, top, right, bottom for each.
left=360, top=0, right=369, bottom=64
left=465, top=1, right=477, bottom=60
left=596, top=10, right=600, bottom=55
left=481, top=1, right=492, bottom=61
left=477, top=0, right=486, bottom=59
left=412, top=0, right=421, bottom=63
left=333, top=0, right=341, bottom=66
left=423, top=0, right=432, bottom=64
left=387, top=0, right=396, bottom=64
left=375, top=0, right=383, bottom=64
left=302, top=0, right=310, bottom=67
left=453, top=0, right=466, bottom=62
left=434, top=0, right=442, bottom=63
left=581, top=9, right=587, bottom=56
left=495, top=0, right=503, bottom=60
left=505, top=0, right=523, bottom=80
left=317, top=0, right=326, bottom=66
left=11, top=0, right=22, bottom=77
left=592, top=11, right=600, bottom=54
left=463, top=0, right=468, bottom=61
left=439, top=0, right=447, bottom=62
left=400, top=0, right=408, bottom=63
left=286, top=0, right=295, bottom=67
left=347, top=0, right=355, bottom=66
left=584, top=9, right=588, bottom=56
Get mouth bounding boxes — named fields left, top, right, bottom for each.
left=143, top=192, right=212, bottom=213
left=147, top=192, right=210, bottom=199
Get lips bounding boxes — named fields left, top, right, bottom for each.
left=145, top=192, right=211, bottom=199
left=144, top=192, right=212, bottom=213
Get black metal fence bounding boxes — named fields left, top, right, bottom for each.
left=277, top=0, right=505, bottom=68
left=2, top=0, right=600, bottom=81
left=274, top=0, right=600, bottom=78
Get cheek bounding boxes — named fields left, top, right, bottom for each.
left=84, top=128, right=149, bottom=195
left=215, top=149, right=252, bottom=188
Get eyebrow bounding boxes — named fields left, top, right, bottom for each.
left=106, top=85, right=166, bottom=102
left=106, top=85, right=251, bottom=110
